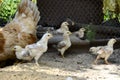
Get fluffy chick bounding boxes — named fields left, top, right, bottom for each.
left=56, top=31, right=72, bottom=58
left=13, top=45, right=33, bottom=61
left=25, top=32, right=53, bottom=66
left=89, top=46, right=102, bottom=55
left=74, top=28, right=86, bottom=40
left=56, top=22, right=69, bottom=33
left=89, top=38, right=116, bottom=64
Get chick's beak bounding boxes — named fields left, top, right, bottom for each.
left=69, top=32, right=72, bottom=35
left=51, top=34, right=53, bottom=38
left=83, top=29, right=86, bottom=31
left=72, top=21, right=75, bottom=25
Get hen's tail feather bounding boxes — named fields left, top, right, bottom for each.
left=0, top=29, right=5, bottom=53
left=18, top=0, right=27, bottom=14
left=15, top=0, right=40, bottom=26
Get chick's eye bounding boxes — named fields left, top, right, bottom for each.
left=48, top=35, right=50, bottom=36
left=66, top=23, right=68, bottom=25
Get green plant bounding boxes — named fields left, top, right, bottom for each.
left=85, top=24, right=96, bottom=41
left=32, top=0, right=37, bottom=4
left=104, top=10, right=117, bottom=21
left=103, top=0, right=120, bottom=21
left=0, top=0, right=20, bottom=22
left=0, top=0, right=37, bottom=23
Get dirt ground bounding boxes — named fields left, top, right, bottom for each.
left=0, top=49, right=120, bottom=80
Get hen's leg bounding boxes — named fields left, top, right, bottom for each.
left=94, top=55, right=100, bottom=65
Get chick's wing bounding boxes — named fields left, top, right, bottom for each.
left=57, top=41, right=66, bottom=49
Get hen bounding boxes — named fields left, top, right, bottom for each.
left=25, top=32, right=53, bottom=66
left=0, top=0, right=40, bottom=62
left=89, top=38, right=116, bottom=64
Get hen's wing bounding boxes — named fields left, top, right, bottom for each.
left=16, top=0, right=40, bottom=45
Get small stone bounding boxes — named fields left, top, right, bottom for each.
left=77, top=62, right=82, bottom=64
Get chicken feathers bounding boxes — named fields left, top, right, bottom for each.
left=0, top=0, right=40, bottom=62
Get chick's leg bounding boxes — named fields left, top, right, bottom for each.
left=94, top=55, right=100, bottom=65
left=34, top=55, right=40, bottom=66
left=14, top=60, right=21, bottom=65
left=104, top=55, right=110, bottom=65
left=61, top=53, right=65, bottom=58
left=61, top=49, right=65, bottom=58
left=14, top=59, right=26, bottom=65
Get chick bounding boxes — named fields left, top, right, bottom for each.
left=89, top=38, right=116, bottom=64
left=13, top=46, right=33, bottom=61
left=25, top=32, right=53, bottom=66
left=89, top=46, right=102, bottom=55
left=56, top=21, right=69, bottom=33
left=56, top=31, right=72, bottom=58
left=74, top=28, right=86, bottom=40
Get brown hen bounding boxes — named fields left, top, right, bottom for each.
left=0, top=0, right=40, bottom=61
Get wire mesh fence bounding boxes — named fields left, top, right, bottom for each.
left=36, top=0, right=120, bottom=49
left=0, top=0, right=120, bottom=47
left=37, top=0, right=103, bottom=26
left=37, top=0, right=120, bottom=40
